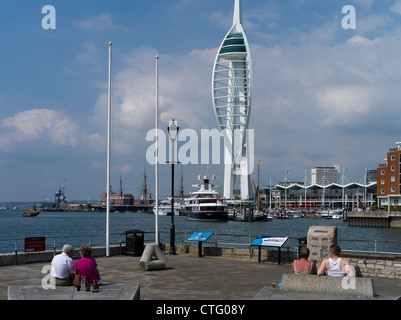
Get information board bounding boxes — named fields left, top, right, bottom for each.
left=187, top=232, right=213, bottom=242
left=25, top=237, right=46, bottom=252
left=251, top=236, right=288, bottom=248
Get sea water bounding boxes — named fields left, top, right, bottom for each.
left=0, top=208, right=400, bottom=254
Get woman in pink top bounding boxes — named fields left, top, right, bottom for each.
left=74, top=245, right=102, bottom=284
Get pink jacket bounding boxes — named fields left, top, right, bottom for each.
left=74, top=257, right=101, bottom=284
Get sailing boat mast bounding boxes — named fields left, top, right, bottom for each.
left=141, top=166, right=151, bottom=204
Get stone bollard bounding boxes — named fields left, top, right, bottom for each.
left=139, top=243, right=167, bottom=271
left=307, top=226, right=337, bottom=264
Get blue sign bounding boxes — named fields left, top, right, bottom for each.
left=251, top=236, right=288, bottom=247
left=187, top=232, right=213, bottom=242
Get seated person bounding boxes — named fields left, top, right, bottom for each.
left=74, top=245, right=102, bottom=285
left=51, top=244, right=74, bottom=286
left=317, top=244, right=354, bottom=277
left=293, top=247, right=317, bottom=275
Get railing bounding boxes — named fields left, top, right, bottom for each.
left=0, top=233, right=126, bottom=256
left=1, top=231, right=401, bottom=256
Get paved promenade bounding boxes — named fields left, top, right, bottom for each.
left=1, top=254, right=400, bottom=300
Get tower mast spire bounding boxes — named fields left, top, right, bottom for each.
left=233, top=0, right=242, bottom=26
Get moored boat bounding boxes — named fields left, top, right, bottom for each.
left=153, top=198, right=180, bottom=216
left=186, top=175, right=228, bottom=222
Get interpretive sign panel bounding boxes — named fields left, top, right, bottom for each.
left=25, top=237, right=46, bottom=252
left=187, top=232, right=213, bottom=242
left=251, top=236, right=289, bottom=264
left=251, top=236, right=288, bottom=248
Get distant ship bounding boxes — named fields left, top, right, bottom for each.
left=185, top=175, right=228, bottom=222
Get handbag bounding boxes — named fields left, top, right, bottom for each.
left=72, top=261, right=81, bottom=287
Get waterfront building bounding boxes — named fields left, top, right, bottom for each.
left=376, top=142, right=401, bottom=208
left=212, top=0, right=252, bottom=200
left=101, top=192, right=134, bottom=206
left=273, top=182, right=376, bottom=211
left=311, top=166, right=340, bottom=185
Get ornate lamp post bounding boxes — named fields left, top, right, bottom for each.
left=167, top=119, right=179, bottom=255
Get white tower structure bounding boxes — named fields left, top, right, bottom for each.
left=212, top=0, right=252, bottom=200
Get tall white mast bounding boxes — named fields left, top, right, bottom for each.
left=106, top=41, right=112, bottom=257
left=155, top=55, right=159, bottom=244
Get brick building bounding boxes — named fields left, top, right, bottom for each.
left=377, top=142, right=401, bottom=208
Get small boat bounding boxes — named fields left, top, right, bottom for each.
left=23, top=207, right=40, bottom=217
left=153, top=198, right=180, bottom=216
left=332, top=210, right=344, bottom=219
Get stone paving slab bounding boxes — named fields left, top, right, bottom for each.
left=8, top=283, right=140, bottom=300
left=1, top=254, right=401, bottom=300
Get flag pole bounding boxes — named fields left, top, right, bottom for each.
left=155, top=55, right=159, bottom=244
left=106, top=41, right=112, bottom=257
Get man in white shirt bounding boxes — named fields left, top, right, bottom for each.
left=51, top=244, right=74, bottom=286
left=317, top=245, right=354, bottom=277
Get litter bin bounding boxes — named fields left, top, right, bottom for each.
left=125, top=230, right=145, bottom=256
left=297, top=236, right=307, bottom=258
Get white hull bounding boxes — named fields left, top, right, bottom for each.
left=153, top=206, right=180, bottom=216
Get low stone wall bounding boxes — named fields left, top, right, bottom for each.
left=1, top=243, right=401, bottom=280
left=342, top=251, right=401, bottom=279
left=170, top=243, right=401, bottom=280
left=0, top=245, right=125, bottom=267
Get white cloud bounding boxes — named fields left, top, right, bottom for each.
left=71, top=14, right=123, bottom=31
left=0, top=108, right=80, bottom=148
left=115, top=163, right=132, bottom=173
left=345, top=35, right=374, bottom=46
left=90, top=46, right=217, bottom=155
left=390, top=0, right=401, bottom=15
left=314, top=86, right=372, bottom=126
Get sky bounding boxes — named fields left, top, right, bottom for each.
left=1, top=0, right=401, bottom=202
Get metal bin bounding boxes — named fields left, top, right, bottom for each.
left=297, top=236, right=307, bottom=258
left=125, top=229, right=145, bottom=256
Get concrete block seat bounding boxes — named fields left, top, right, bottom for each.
left=254, top=273, right=377, bottom=300
left=139, top=243, right=167, bottom=271
left=280, top=273, right=376, bottom=298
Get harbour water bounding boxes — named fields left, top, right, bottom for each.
left=1, top=207, right=401, bottom=254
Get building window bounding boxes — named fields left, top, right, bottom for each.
left=381, top=189, right=385, bottom=194
left=391, top=155, right=395, bottom=161
left=391, top=187, right=395, bottom=192
left=381, top=179, right=385, bottom=184
left=391, top=166, right=395, bottom=171
left=381, top=170, right=385, bottom=175
left=392, top=176, right=396, bottom=182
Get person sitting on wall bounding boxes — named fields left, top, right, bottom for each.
left=74, top=245, right=102, bottom=285
left=293, top=247, right=317, bottom=275
left=50, top=244, right=74, bottom=286
left=317, top=244, right=355, bottom=277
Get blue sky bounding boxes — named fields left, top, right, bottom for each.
left=2, top=0, right=401, bottom=202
